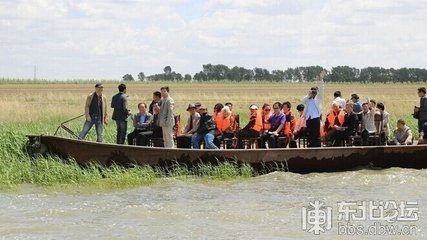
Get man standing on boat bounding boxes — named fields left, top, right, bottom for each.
left=78, top=83, right=108, bottom=142
left=111, top=83, right=130, bottom=144
left=301, top=70, right=325, bottom=147
left=414, top=87, right=427, bottom=140
left=158, top=86, right=175, bottom=148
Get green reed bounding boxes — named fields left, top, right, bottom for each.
left=0, top=121, right=254, bottom=190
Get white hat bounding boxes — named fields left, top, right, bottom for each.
left=249, top=104, right=258, bottom=110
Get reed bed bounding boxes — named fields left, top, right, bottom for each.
left=0, top=122, right=254, bottom=190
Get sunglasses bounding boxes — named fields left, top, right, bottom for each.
left=264, top=109, right=271, bottom=112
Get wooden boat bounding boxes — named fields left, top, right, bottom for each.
left=26, top=135, right=427, bottom=174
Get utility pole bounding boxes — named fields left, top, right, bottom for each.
left=33, top=64, right=36, bottom=80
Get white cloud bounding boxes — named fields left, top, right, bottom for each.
left=0, top=0, right=426, bottom=79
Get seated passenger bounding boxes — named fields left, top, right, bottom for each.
left=212, top=103, right=224, bottom=120
left=225, top=102, right=239, bottom=129
left=191, top=106, right=218, bottom=149
left=214, top=106, right=236, bottom=148
left=176, top=103, right=200, bottom=148
left=127, top=103, right=153, bottom=146
left=324, top=102, right=346, bottom=146
left=388, top=119, right=413, bottom=145
left=282, top=101, right=296, bottom=147
left=293, top=104, right=307, bottom=140
left=261, top=103, right=272, bottom=132
left=194, top=102, right=202, bottom=113
left=236, top=104, right=262, bottom=148
left=342, top=102, right=359, bottom=145
left=262, top=102, right=286, bottom=148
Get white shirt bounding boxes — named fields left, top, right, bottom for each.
left=306, top=98, right=320, bottom=119
left=333, top=97, right=346, bottom=109
left=361, top=110, right=376, bottom=133
left=301, top=79, right=324, bottom=119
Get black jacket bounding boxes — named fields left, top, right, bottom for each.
left=111, top=92, right=129, bottom=121
left=197, top=113, right=216, bottom=134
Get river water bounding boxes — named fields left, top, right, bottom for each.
left=1, top=168, right=426, bottom=239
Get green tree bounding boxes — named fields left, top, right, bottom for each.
left=193, top=71, right=207, bottom=81
left=330, top=66, right=359, bottom=82
left=122, top=74, right=134, bottom=81
left=184, top=74, right=192, bottom=81
left=137, top=72, right=145, bottom=81
left=271, top=70, right=285, bottom=82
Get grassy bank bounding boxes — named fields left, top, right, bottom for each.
left=0, top=122, right=254, bottom=190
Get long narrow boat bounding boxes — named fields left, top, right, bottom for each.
left=26, top=135, right=427, bottom=174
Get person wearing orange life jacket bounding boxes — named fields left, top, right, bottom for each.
left=225, top=102, right=239, bottom=130
left=324, top=102, right=346, bottom=146
left=212, top=103, right=224, bottom=121
left=293, top=104, right=307, bottom=141
left=214, top=106, right=236, bottom=148
left=261, top=103, right=272, bottom=132
left=281, top=101, right=296, bottom=147
left=262, top=102, right=286, bottom=148
left=236, top=104, right=263, bottom=148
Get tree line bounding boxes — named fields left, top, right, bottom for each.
left=123, top=64, right=427, bottom=83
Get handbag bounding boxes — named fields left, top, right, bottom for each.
left=413, top=107, right=420, bottom=119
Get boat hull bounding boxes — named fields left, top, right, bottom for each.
left=26, top=135, right=427, bottom=174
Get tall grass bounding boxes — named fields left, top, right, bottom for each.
left=0, top=122, right=254, bottom=190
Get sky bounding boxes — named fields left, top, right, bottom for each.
left=1, top=0, right=426, bottom=80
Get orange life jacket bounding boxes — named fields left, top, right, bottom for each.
left=213, top=112, right=221, bottom=121
left=294, top=116, right=306, bottom=132
left=326, top=109, right=346, bottom=129
left=262, top=112, right=271, bottom=131
left=216, top=114, right=233, bottom=134
left=283, top=111, right=296, bottom=137
left=251, top=110, right=263, bottom=132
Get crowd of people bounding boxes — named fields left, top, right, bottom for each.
left=77, top=77, right=427, bottom=149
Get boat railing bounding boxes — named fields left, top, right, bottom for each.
left=53, top=114, right=84, bottom=139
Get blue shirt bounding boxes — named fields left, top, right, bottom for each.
left=353, top=100, right=363, bottom=113
left=268, top=112, right=286, bottom=131
left=138, top=114, right=146, bottom=125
